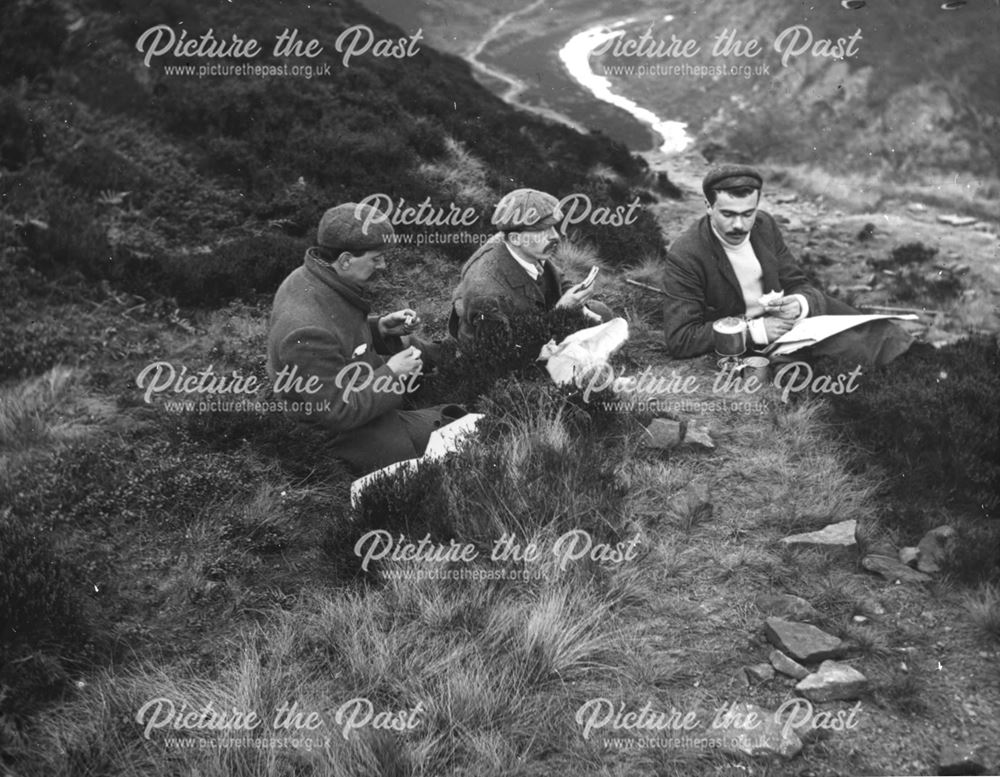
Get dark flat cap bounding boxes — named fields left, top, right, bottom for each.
left=317, top=203, right=395, bottom=252
left=702, top=165, right=763, bottom=198
left=492, top=188, right=563, bottom=231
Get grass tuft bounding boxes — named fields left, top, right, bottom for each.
left=964, top=583, right=1000, bottom=642
left=0, top=365, right=77, bottom=450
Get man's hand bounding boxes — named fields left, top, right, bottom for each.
left=763, top=317, right=796, bottom=341
left=768, top=297, right=802, bottom=321
left=386, top=346, right=423, bottom=378
left=555, top=282, right=596, bottom=309
left=379, top=309, right=420, bottom=337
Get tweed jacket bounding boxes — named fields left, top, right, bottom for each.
left=267, top=249, right=405, bottom=433
left=448, top=235, right=574, bottom=349
left=662, top=211, right=827, bottom=357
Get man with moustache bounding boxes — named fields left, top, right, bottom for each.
left=449, top=188, right=613, bottom=351
left=662, top=165, right=912, bottom=366
left=268, top=202, right=465, bottom=473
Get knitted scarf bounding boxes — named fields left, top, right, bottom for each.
left=304, top=247, right=372, bottom=315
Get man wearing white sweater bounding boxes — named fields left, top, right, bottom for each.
left=662, top=165, right=912, bottom=366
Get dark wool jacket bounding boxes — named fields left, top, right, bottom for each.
left=448, top=235, right=573, bottom=349
left=267, top=249, right=405, bottom=433
left=662, top=211, right=827, bottom=357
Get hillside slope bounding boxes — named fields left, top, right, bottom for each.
left=367, top=0, right=1000, bottom=192
left=0, top=0, right=666, bottom=332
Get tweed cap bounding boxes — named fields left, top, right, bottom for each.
left=317, top=203, right=395, bottom=252
left=491, top=188, right=563, bottom=231
left=702, top=165, right=763, bottom=199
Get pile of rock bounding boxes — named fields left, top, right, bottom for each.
left=726, top=519, right=991, bottom=771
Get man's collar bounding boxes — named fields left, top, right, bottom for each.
left=502, top=236, right=543, bottom=280
left=303, top=248, right=371, bottom=312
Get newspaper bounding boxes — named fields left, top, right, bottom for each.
left=763, top=314, right=918, bottom=357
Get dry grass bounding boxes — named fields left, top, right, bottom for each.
left=624, top=255, right=666, bottom=290
left=768, top=162, right=1000, bottom=221
left=416, top=136, right=494, bottom=211
left=0, top=366, right=78, bottom=451
left=602, top=254, right=665, bottom=333
left=552, top=238, right=605, bottom=279
left=22, top=569, right=632, bottom=775
left=964, top=583, right=1000, bottom=642
left=8, top=265, right=998, bottom=777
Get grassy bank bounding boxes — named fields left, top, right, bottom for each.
left=2, top=0, right=999, bottom=773
left=2, top=251, right=999, bottom=774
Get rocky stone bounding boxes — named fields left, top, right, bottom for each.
left=764, top=618, right=845, bottom=663
left=916, top=525, right=957, bottom=574
left=795, top=660, right=869, bottom=702
left=899, top=547, right=920, bottom=567
left=938, top=743, right=987, bottom=776
left=713, top=702, right=803, bottom=760
left=937, top=214, right=978, bottom=227
left=643, top=418, right=683, bottom=449
left=780, top=520, right=857, bottom=555
left=769, top=649, right=810, bottom=680
left=866, top=600, right=886, bottom=616
left=755, top=594, right=821, bottom=623
left=862, top=554, right=932, bottom=584
left=744, top=663, right=775, bottom=683
left=682, top=422, right=715, bottom=449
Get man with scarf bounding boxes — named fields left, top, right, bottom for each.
left=268, top=202, right=464, bottom=473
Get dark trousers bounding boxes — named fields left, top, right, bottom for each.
left=804, top=296, right=914, bottom=368
left=324, top=405, right=467, bottom=474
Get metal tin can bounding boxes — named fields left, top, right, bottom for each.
left=741, top=355, right=770, bottom=386
left=712, top=317, right=748, bottom=356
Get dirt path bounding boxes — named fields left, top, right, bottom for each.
left=463, top=0, right=589, bottom=132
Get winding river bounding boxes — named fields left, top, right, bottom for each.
left=557, top=17, right=693, bottom=154
left=464, top=7, right=692, bottom=154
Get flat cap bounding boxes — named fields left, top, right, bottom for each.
left=317, top=203, right=395, bottom=252
left=702, top=165, right=763, bottom=198
left=491, top=188, right=563, bottom=231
